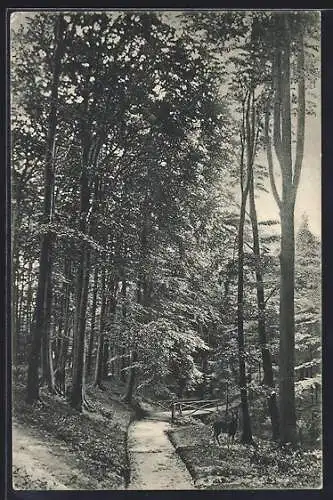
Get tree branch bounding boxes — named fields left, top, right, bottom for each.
left=265, top=108, right=282, bottom=209
left=240, top=93, right=247, bottom=195
left=272, top=49, right=283, bottom=166
left=292, top=27, right=305, bottom=202
left=280, top=17, right=293, bottom=185
left=264, top=285, right=279, bottom=305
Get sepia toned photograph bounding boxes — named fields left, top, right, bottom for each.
left=10, top=9, right=321, bottom=491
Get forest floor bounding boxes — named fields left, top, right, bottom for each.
left=11, top=377, right=322, bottom=491
left=12, top=380, right=132, bottom=490
left=168, top=418, right=322, bottom=490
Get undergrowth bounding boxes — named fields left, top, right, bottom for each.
left=12, top=382, right=133, bottom=489
left=168, top=421, right=322, bottom=490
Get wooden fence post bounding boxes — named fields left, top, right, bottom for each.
left=171, top=402, right=175, bottom=422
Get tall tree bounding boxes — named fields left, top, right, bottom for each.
left=26, top=15, right=65, bottom=403
left=236, top=89, right=257, bottom=444
left=69, top=107, right=93, bottom=410
left=249, top=173, right=279, bottom=440
left=265, top=13, right=306, bottom=443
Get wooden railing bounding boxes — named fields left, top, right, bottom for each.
left=169, top=398, right=235, bottom=421
left=171, top=396, right=242, bottom=421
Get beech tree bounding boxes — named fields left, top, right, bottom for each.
left=265, top=13, right=308, bottom=444
left=26, top=14, right=66, bottom=403
left=249, top=172, right=279, bottom=440
left=11, top=12, right=320, bottom=456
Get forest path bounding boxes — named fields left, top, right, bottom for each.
left=127, top=417, right=195, bottom=490
left=12, top=421, right=103, bottom=490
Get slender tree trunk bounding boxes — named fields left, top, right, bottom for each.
left=45, top=260, right=56, bottom=392
left=86, top=264, right=98, bottom=378
left=41, top=264, right=52, bottom=386
left=123, top=278, right=141, bottom=403
left=16, top=267, right=25, bottom=363
left=70, top=105, right=106, bottom=408
left=123, top=350, right=138, bottom=403
left=70, top=93, right=94, bottom=411
left=54, top=258, right=71, bottom=394
left=55, top=337, right=69, bottom=395
left=236, top=89, right=257, bottom=444
left=124, top=213, right=148, bottom=403
left=237, top=196, right=253, bottom=443
left=102, top=340, right=109, bottom=379
left=26, top=15, right=65, bottom=403
left=25, top=259, right=34, bottom=351
left=12, top=182, right=21, bottom=364
left=249, top=175, right=280, bottom=440
left=94, top=267, right=106, bottom=388
left=120, top=279, right=127, bottom=382
left=70, top=246, right=91, bottom=410
left=13, top=272, right=19, bottom=363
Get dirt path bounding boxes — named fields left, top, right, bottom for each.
left=127, top=418, right=195, bottom=490
left=12, top=422, right=109, bottom=490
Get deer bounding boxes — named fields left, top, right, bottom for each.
left=212, top=408, right=239, bottom=446
left=171, top=401, right=183, bottom=421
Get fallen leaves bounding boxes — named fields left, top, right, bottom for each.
left=13, top=384, right=132, bottom=490
left=168, top=421, right=322, bottom=489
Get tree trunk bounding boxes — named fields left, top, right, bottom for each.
left=94, top=267, right=106, bottom=388
left=236, top=89, right=256, bottom=444
left=120, top=279, right=127, bottom=382
left=70, top=92, right=94, bottom=411
left=16, top=267, right=25, bottom=363
left=86, top=264, right=98, bottom=379
left=102, top=340, right=109, bottom=379
left=279, top=203, right=296, bottom=442
left=124, top=214, right=149, bottom=403
left=25, top=259, right=34, bottom=352
left=237, top=197, right=253, bottom=444
left=249, top=175, right=280, bottom=441
left=54, top=258, right=71, bottom=394
left=123, top=350, right=138, bottom=403
left=12, top=181, right=22, bottom=364
left=70, top=246, right=91, bottom=410
left=266, top=14, right=305, bottom=444
left=26, top=15, right=65, bottom=403
left=13, top=272, right=19, bottom=363
left=27, top=236, right=53, bottom=402
left=123, top=278, right=142, bottom=403
left=40, top=258, right=56, bottom=392
left=46, top=263, right=56, bottom=392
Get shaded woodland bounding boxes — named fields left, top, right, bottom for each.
left=12, top=10, right=321, bottom=458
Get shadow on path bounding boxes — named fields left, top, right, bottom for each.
left=127, top=417, right=195, bottom=490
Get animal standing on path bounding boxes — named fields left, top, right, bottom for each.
left=171, top=401, right=183, bottom=422
left=213, top=409, right=239, bottom=446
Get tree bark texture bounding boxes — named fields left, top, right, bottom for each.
left=249, top=175, right=280, bottom=441
left=70, top=241, right=91, bottom=410
left=26, top=15, right=65, bottom=403
left=86, top=264, right=99, bottom=378
left=94, top=267, right=106, bottom=388
left=236, top=89, right=257, bottom=444
left=267, top=14, right=305, bottom=443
